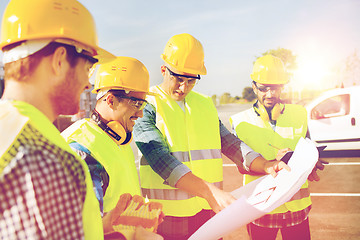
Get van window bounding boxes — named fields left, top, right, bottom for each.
left=311, top=94, right=350, bottom=119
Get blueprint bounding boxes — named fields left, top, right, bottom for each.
left=188, top=138, right=319, bottom=240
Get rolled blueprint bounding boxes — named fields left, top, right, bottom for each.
left=188, top=138, right=318, bottom=240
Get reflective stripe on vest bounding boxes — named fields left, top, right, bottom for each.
left=0, top=101, right=103, bottom=240
left=142, top=182, right=223, bottom=200
left=140, top=86, right=223, bottom=217
left=230, top=104, right=311, bottom=214
left=62, top=119, right=141, bottom=212
left=140, top=149, right=222, bottom=164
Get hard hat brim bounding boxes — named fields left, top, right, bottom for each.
left=94, top=46, right=116, bottom=64
left=92, top=86, right=158, bottom=96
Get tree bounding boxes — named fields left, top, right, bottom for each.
left=242, top=87, right=256, bottom=102
left=211, top=94, right=218, bottom=106
left=219, top=92, right=231, bottom=104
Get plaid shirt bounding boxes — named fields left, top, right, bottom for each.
left=0, top=123, right=86, bottom=239
left=253, top=205, right=311, bottom=228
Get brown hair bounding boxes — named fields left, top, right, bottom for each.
left=4, top=42, right=81, bottom=82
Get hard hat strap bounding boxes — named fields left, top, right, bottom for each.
left=2, top=38, right=98, bottom=65
left=2, top=39, right=51, bottom=64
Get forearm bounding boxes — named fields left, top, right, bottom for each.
left=220, top=119, right=261, bottom=171
left=136, top=140, right=190, bottom=186
left=175, top=172, right=236, bottom=213
left=249, top=156, right=272, bottom=174
left=175, top=172, right=213, bottom=199
left=134, top=103, right=190, bottom=186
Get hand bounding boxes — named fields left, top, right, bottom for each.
left=264, top=160, right=291, bottom=178
left=316, top=158, right=329, bottom=170
left=275, top=148, right=292, bottom=161
left=112, top=194, right=163, bottom=233
left=103, top=193, right=164, bottom=237
left=204, top=182, right=237, bottom=213
left=308, top=158, right=329, bottom=181
left=175, top=172, right=236, bottom=214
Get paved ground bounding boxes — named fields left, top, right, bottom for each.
left=216, top=103, right=360, bottom=240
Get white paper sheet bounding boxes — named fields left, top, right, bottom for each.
left=188, top=138, right=318, bottom=240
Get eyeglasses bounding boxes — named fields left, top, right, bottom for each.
left=74, top=48, right=99, bottom=65
left=166, top=66, right=200, bottom=86
left=253, top=82, right=283, bottom=93
left=113, top=95, right=148, bottom=110
left=53, top=39, right=99, bottom=65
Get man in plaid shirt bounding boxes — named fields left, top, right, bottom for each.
left=230, top=55, right=327, bottom=240
left=0, top=0, right=115, bottom=239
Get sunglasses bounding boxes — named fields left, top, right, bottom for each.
left=166, top=66, right=200, bottom=86
left=54, top=39, right=99, bottom=65
left=253, top=81, right=283, bottom=93
left=74, top=48, right=98, bottom=65
left=113, top=95, right=148, bottom=110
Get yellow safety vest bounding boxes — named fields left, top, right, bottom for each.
left=140, top=86, right=223, bottom=217
left=62, top=119, right=141, bottom=213
left=230, top=104, right=311, bottom=214
left=0, top=100, right=103, bottom=240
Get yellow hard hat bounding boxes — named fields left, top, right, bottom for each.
left=250, top=55, right=289, bottom=85
left=161, top=33, right=207, bottom=75
left=0, top=0, right=115, bottom=63
left=93, top=56, right=151, bottom=95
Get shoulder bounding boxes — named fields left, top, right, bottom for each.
left=0, top=125, right=86, bottom=238
left=230, top=108, right=254, bottom=126
left=146, top=86, right=161, bottom=106
left=139, top=102, right=156, bottom=121
left=61, top=119, right=90, bottom=136
left=230, top=108, right=253, bottom=119
left=188, top=90, right=211, bottom=100
left=186, top=91, right=215, bottom=109
left=284, top=104, right=307, bottom=115
left=2, top=123, right=87, bottom=194
left=133, top=103, right=157, bottom=135
left=285, top=103, right=306, bottom=110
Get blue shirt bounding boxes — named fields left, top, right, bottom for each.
left=69, top=142, right=109, bottom=216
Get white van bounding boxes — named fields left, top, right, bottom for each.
left=305, top=86, right=360, bottom=155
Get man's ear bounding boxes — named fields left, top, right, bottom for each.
left=105, top=94, right=116, bottom=108
left=252, top=82, right=257, bottom=94
left=161, top=65, right=167, bottom=76
left=51, top=46, right=68, bottom=76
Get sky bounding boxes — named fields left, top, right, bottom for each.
left=1, top=0, right=359, bottom=97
